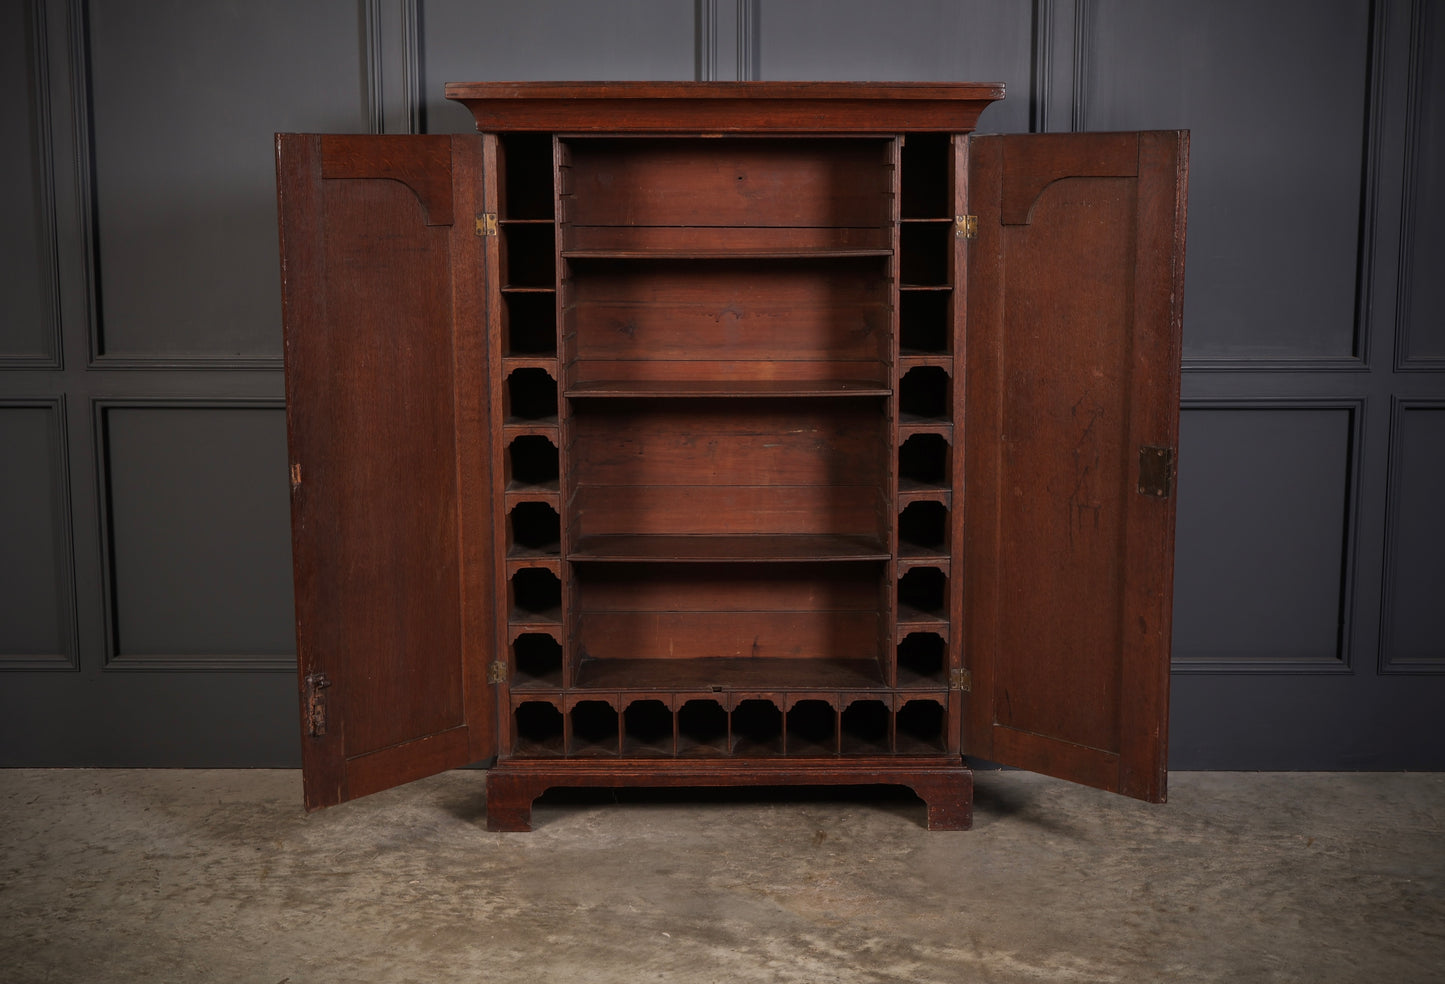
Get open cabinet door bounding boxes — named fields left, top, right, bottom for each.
left=277, top=133, right=497, bottom=810
left=964, top=131, right=1187, bottom=802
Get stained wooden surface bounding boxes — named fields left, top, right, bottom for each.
left=561, top=137, right=892, bottom=229
left=565, top=257, right=891, bottom=383
left=570, top=657, right=887, bottom=691
left=506, top=691, right=951, bottom=751
left=567, top=399, right=884, bottom=486
left=570, top=534, right=889, bottom=563
left=573, top=485, right=883, bottom=538
left=565, top=379, right=890, bottom=395
left=485, top=758, right=973, bottom=831
left=278, top=134, right=495, bottom=810
left=445, top=81, right=1004, bottom=133
left=573, top=561, right=882, bottom=608
left=964, top=131, right=1186, bottom=803
left=279, top=85, right=1182, bottom=829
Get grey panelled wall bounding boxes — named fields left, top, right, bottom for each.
left=0, top=0, right=57, bottom=366
left=758, top=0, right=1033, bottom=134
left=0, top=0, right=1441, bottom=770
left=418, top=0, right=698, bottom=133
left=86, top=0, right=370, bottom=362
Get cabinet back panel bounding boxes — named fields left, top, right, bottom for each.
left=560, top=138, right=893, bottom=229
left=567, top=360, right=886, bottom=385
left=564, top=225, right=891, bottom=253
left=575, top=564, right=881, bottom=663
left=578, top=611, right=880, bottom=661
left=569, top=400, right=884, bottom=487
left=574, top=484, right=882, bottom=537
left=575, top=563, right=880, bottom=611
left=565, top=260, right=890, bottom=369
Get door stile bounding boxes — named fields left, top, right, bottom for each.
left=962, top=131, right=1186, bottom=801
left=1114, top=130, right=1189, bottom=801
left=278, top=134, right=347, bottom=806
left=453, top=133, right=502, bottom=765
left=479, top=131, right=512, bottom=760
left=961, top=133, right=1003, bottom=764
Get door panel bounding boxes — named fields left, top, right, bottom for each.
left=964, top=131, right=1187, bottom=802
left=276, top=133, right=496, bottom=810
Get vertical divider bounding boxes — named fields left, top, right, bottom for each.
left=552, top=134, right=573, bottom=692
left=949, top=133, right=969, bottom=754
left=780, top=694, right=791, bottom=756
left=480, top=132, right=513, bottom=759
left=672, top=696, right=681, bottom=756
left=726, top=693, right=735, bottom=757
left=561, top=695, right=573, bottom=757
left=830, top=698, right=842, bottom=755
left=884, top=687, right=895, bottom=757
left=885, top=135, right=904, bottom=690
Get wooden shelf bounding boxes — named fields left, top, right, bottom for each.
left=573, top=656, right=886, bottom=691
left=562, top=248, right=893, bottom=259
left=898, top=544, right=949, bottom=564
left=566, top=379, right=890, bottom=398
left=510, top=605, right=562, bottom=625
left=898, top=477, right=949, bottom=495
left=897, top=604, right=949, bottom=627
left=899, top=352, right=954, bottom=367
left=570, top=533, right=889, bottom=563
left=899, top=411, right=952, bottom=428
left=895, top=666, right=949, bottom=690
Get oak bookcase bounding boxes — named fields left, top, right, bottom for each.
left=277, top=83, right=1187, bottom=830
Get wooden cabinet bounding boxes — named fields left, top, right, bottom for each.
left=276, top=83, right=1187, bottom=830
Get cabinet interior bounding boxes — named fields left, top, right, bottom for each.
left=497, top=132, right=957, bottom=759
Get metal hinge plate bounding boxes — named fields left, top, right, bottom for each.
left=949, top=667, right=973, bottom=692
left=303, top=672, right=331, bottom=737
left=487, top=660, right=507, bottom=684
left=956, top=214, right=978, bottom=240
left=1138, top=445, right=1176, bottom=498
left=476, top=212, right=498, bottom=237
left=289, top=463, right=301, bottom=490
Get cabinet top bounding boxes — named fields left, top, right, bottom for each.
left=444, top=81, right=1005, bottom=134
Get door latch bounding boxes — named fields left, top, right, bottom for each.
left=1138, top=446, right=1176, bottom=498
left=303, top=672, right=332, bottom=737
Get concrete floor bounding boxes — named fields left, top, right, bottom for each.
left=1, top=770, right=1442, bottom=984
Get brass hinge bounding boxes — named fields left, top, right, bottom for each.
left=303, top=672, right=331, bottom=737
left=956, top=214, right=978, bottom=240
left=475, top=212, right=498, bottom=237
left=1138, top=445, right=1176, bottom=498
left=949, top=667, right=973, bottom=692
left=289, top=463, right=301, bottom=490
left=487, top=660, right=507, bottom=684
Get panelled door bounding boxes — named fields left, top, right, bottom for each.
left=964, top=131, right=1189, bottom=802
left=276, top=134, right=498, bottom=810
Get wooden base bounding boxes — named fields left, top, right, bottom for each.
left=485, top=757, right=973, bottom=831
